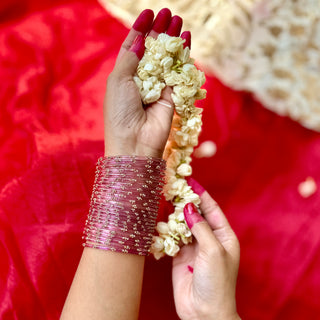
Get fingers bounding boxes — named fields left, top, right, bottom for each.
left=116, top=9, right=154, bottom=63
left=181, top=31, right=191, bottom=49
left=112, top=35, right=145, bottom=77
left=115, top=8, right=187, bottom=73
left=166, top=15, right=183, bottom=36
left=132, top=9, right=154, bottom=33
left=183, top=203, right=223, bottom=254
left=187, top=177, right=205, bottom=196
left=129, top=35, right=145, bottom=60
left=187, top=179, right=239, bottom=255
left=187, top=178, right=231, bottom=231
left=148, top=8, right=172, bottom=38
left=145, top=86, right=174, bottom=138
left=200, top=191, right=233, bottom=233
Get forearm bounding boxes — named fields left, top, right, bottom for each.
left=61, top=248, right=144, bottom=320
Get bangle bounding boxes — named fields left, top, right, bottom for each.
left=83, top=156, right=166, bottom=255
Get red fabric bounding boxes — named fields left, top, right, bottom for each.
left=1, top=1, right=320, bottom=319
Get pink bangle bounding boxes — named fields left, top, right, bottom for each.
left=83, top=156, right=166, bottom=255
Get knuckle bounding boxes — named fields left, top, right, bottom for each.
left=201, top=199, right=220, bottom=216
left=229, top=230, right=240, bottom=250
left=121, top=39, right=131, bottom=51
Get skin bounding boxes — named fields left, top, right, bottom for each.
left=61, top=8, right=181, bottom=320
left=173, top=191, right=241, bottom=320
left=61, top=8, right=240, bottom=320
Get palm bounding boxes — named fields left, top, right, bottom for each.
left=172, top=242, right=199, bottom=318
left=138, top=86, right=174, bottom=157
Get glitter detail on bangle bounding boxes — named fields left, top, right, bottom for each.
left=83, top=156, right=166, bottom=255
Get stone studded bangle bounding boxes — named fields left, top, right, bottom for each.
left=83, top=156, right=166, bottom=255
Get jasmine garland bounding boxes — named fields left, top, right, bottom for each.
left=134, top=33, right=206, bottom=258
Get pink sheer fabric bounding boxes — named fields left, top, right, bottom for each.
left=1, top=1, right=320, bottom=319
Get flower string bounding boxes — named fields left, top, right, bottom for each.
left=134, top=33, right=207, bottom=258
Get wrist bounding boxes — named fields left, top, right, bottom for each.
left=104, top=144, right=164, bottom=158
left=191, top=309, right=240, bottom=320
left=83, top=155, right=166, bottom=255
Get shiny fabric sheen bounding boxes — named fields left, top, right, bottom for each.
left=1, top=1, right=320, bottom=319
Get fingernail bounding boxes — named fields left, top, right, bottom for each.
left=187, top=265, right=194, bottom=273
left=132, top=9, right=154, bottom=34
left=130, top=35, right=145, bottom=59
left=181, top=31, right=191, bottom=49
left=151, top=8, right=171, bottom=33
left=187, top=178, right=205, bottom=196
left=184, top=203, right=205, bottom=229
left=166, top=15, right=183, bottom=36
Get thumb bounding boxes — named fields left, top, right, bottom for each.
left=113, top=35, right=145, bottom=77
left=146, top=86, right=174, bottom=136
left=184, top=203, right=223, bottom=253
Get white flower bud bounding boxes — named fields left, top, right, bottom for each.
left=168, top=220, right=178, bottom=233
left=160, top=56, right=173, bottom=69
left=142, top=80, right=153, bottom=91
left=171, top=179, right=188, bottom=195
left=179, top=47, right=190, bottom=63
left=176, top=223, right=192, bottom=238
left=144, top=89, right=161, bottom=103
left=171, top=92, right=185, bottom=107
left=157, top=33, right=170, bottom=43
left=173, top=207, right=185, bottom=221
left=156, top=222, right=169, bottom=235
left=163, top=237, right=180, bottom=256
left=176, top=163, right=192, bottom=176
left=153, top=251, right=166, bottom=260
left=151, top=236, right=165, bottom=250
left=133, top=76, right=143, bottom=89
left=182, top=63, right=197, bottom=74
left=181, top=234, right=193, bottom=245
left=165, top=37, right=184, bottom=53
left=137, top=68, right=149, bottom=80
left=144, top=63, right=154, bottom=71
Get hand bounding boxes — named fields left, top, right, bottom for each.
left=172, top=179, right=241, bottom=320
left=104, top=8, right=191, bottom=158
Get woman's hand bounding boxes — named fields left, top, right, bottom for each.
left=104, top=8, right=191, bottom=158
left=172, top=179, right=241, bottom=320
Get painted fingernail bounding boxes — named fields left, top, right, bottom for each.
left=151, top=8, right=171, bottom=33
left=181, top=31, right=191, bottom=49
left=132, top=9, right=154, bottom=34
left=166, top=15, right=183, bottom=36
left=130, top=35, right=145, bottom=59
left=187, top=265, right=194, bottom=273
left=184, top=203, right=205, bottom=229
left=187, top=177, right=205, bottom=196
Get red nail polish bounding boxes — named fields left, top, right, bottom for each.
left=187, top=265, right=194, bottom=273
left=132, top=9, right=154, bottom=34
left=166, top=15, right=183, bottom=36
left=187, top=177, right=205, bottom=196
left=151, top=8, right=171, bottom=33
left=130, top=35, right=145, bottom=59
left=181, top=31, right=191, bottom=49
left=184, top=203, right=205, bottom=229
